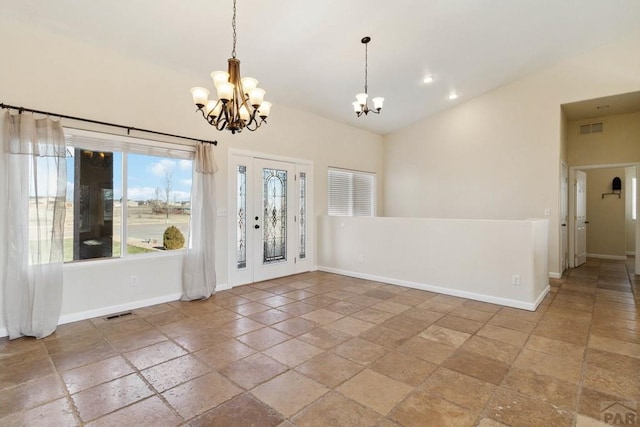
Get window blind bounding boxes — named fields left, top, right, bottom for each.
left=328, top=168, right=375, bottom=216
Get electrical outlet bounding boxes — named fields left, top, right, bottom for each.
left=131, top=275, right=138, bottom=286
left=544, top=208, right=551, bottom=216
left=358, top=254, right=364, bottom=263
left=512, top=274, right=521, bottom=286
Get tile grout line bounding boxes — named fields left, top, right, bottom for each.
left=472, top=288, right=556, bottom=426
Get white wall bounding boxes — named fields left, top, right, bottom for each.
left=585, top=168, right=626, bottom=258
left=318, top=216, right=549, bottom=310
left=626, top=167, right=636, bottom=254
left=384, top=31, right=640, bottom=278
left=0, top=17, right=384, bottom=334
left=0, top=112, right=6, bottom=332
left=567, top=112, right=640, bottom=166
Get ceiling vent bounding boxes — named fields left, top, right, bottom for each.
left=579, top=122, right=604, bottom=135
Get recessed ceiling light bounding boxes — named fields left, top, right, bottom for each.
left=422, top=75, right=434, bottom=84
left=448, top=92, right=459, bottom=100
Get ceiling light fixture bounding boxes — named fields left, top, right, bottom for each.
left=448, top=92, right=459, bottom=100
left=190, top=0, right=270, bottom=134
left=353, top=36, right=384, bottom=117
left=423, top=75, right=434, bottom=84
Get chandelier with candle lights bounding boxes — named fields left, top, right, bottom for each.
left=190, top=0, right=271, bottom=134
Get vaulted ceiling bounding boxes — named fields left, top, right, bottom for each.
left=3, top=0, right=639, bottom=134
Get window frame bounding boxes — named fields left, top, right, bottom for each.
left=63, top=128, right=195, bottom=263
left=327, top=167, right=376, bottom=217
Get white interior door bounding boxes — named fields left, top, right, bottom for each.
left=560, top=163, right=569, bottom=272
left=575, top=170, right=587, bottom=266
left=252, top=159, right=296, bottom=282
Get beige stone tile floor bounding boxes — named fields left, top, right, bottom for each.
left=1, top=257, right=639, bottom=426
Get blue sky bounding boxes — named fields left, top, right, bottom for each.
left=126, top=154, right=193, bottom=202
left=66, top=153, right=193, bottom=203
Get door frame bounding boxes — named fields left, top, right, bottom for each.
left=227, top=148, right=314, bottom=287
left=560, top=162, right=569, bottom=273
left=573, top=169, right=588, bottom=267
left=568, top=162, right=640, bottom=274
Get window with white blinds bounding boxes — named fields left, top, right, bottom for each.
left=328, top=168, right=376, bottom=216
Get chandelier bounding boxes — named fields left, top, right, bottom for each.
left=353, top=36, right=384, bottom=117
left=190, top=0, right=271, bottom=134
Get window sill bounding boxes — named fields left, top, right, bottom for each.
left=63, top=249, right=186, bottom=270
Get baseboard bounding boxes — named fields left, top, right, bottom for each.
left=586, top=253, right=627, bottom=261
left=216, top=283, right=231, bottom=291
left=626, top=251, right=636, bottom=256
left=58, top=292, right=183, bottom=326
left=533, top=285, right=551, bottom=308
left=548, top=272, right=562, bottom=279
left=1, top=293, right=183, bottom=338
left=317, top=266, right=546, bottom=311
left=0, top=284, right=234, bottom=338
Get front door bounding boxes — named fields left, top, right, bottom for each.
left=575, top=170, right=587, bottom=266
left=252, top=159, right=296, bottom=282
left=228, top=152, right=312, bottom=287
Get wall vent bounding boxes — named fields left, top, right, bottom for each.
left=579, top=122, right=604, bottom=135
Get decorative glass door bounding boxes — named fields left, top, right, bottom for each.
left=252, top=159, right=295, bottom=282
left=229, top=153, right=311, bottom=286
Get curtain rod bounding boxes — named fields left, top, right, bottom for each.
left=0, top=102, right=217, bottom=146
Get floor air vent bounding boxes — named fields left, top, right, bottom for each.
left=104, top=311, right=133, bottom=320
left=579, top=122, right=603, bottom=134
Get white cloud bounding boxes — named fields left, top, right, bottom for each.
left=149, top=159, right=176, bottom=177
left=179, top=160, right=192, bottom=170
left=180, top=178, right=192, bottom=186
left=128, top=186, right=159, bottom=201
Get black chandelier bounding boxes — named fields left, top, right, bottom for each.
left=353, top=36, right=384, bottom=117
left=190, top=0, right=271, bottom=134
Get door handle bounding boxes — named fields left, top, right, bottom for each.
left=585, top=221, right=590, bottom=224
left=255, top=216, right=259, bottom=220
left=561, top=224, right=567, bottom=227
left=254, top=224, right=260, bottom=229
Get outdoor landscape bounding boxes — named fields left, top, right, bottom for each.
left=62, top=201, right=190, bottom=262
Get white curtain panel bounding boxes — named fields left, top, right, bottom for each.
left=182, top=142, right=218, bottom=300
left=4, top=112, right=67, bottom=339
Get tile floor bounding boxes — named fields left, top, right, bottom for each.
left=1, top=258, right=638, bottom=426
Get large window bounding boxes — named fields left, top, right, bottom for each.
left=64, top=129, right=194, bottom=262
left=328, top=167, right=376, bottom=216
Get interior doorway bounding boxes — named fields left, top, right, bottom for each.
left=561, top=90, right=640, bottom=276
left=568, top=164, right=639, bottom=274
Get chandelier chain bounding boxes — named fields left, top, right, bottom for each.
left=364, top=41, right=368, bottom=94
left=231, top=0, right=237, bottom=58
